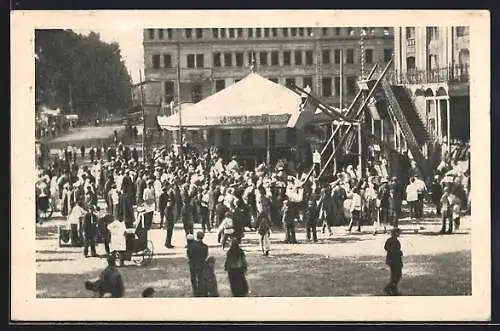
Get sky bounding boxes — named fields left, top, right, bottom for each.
left=73, top=29, right=144, bottom=84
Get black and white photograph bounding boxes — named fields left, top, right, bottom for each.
left=11, top=10, right=490, bottom=321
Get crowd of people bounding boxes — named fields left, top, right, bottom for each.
left=35, top=135, right=471, bottom=297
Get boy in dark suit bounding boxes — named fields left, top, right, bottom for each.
left=384, top=228, right=403, bottom=295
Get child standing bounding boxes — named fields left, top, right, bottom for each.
left=200, top=256, right=219, bottom=297
left=255, top=211, right=272, bottom=256
left=303, top=199, right=318, bottom=242
left=384, top=228, right=403, bottom=295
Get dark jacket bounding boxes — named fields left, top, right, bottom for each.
left=384, top=236, right=403, bottom=266
left=97, top=265, right=125, bottom=298
left=187, top=240, right=209, bottom=271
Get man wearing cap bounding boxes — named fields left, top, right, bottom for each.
left=187, top=231, right=209, bottom=296
left=376, top=177, right=391, bottom=234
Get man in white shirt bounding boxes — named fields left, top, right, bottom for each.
left=412, top=174, right=427, bottom=219
left=347, top=187, right=363, bottom=232
left=406, top=179, right=419, bottom=220
left=142, top=180, right=156, bottom=230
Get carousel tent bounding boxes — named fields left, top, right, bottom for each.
left=157, top=73, right=304, bottom=130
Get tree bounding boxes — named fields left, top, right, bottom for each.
left=35, top=29, right=132, bottom=119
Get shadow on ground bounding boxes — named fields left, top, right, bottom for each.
left=37, top=249, right=471, bottom=298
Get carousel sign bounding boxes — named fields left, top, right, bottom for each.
left=219, top=114, right=290, bottom=125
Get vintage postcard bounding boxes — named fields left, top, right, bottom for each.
left=11, top=10, right=490, bottom=321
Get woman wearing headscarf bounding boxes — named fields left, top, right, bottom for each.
left=224, top=239, right=249, bottom=297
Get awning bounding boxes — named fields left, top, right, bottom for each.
left=157, top=73, right=302, bottom=131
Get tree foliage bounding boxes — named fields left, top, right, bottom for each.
left=35, top=29, right=132, bottom=118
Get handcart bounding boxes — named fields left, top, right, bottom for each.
left=112, top=207, right=154, bottom=267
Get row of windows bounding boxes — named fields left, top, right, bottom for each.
left=163, top=75, right=358, bottom=103
left=146, top=27, right=392, bottom=40
left=151, top=48, right=393, bottom=69
left=404, top=26, right=469, bottom=41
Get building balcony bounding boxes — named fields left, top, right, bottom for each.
left=387, top=64, right=469, bottom=86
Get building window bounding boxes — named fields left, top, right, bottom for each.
left=348, top=28, right=355, bottom=36
left=346, top=76, right=356, bottom=96
left=298, top=28, right=304, bottom=37
left=264, top=28, right=270, bottom=37
left=164, top=81, right=174, bottom=101
left=283, top=28, right=289, bottom=37
left=185, top=28, right=193, bottom=39
left=368, top=27, right=375, bottom=35
left=259, top=52, right=268, bottom=66
left=221, top=28, right=226, bottom=38
left=406, top=56, right=416, bottom=71
left=322, top=49, right=331, bottom=64
left=271, top=51, right=279, bottom=66
left=406, top=27, right=415, bottom=39
left=224, top=52, right=232, bottom=67
left=346, top=48, right=354, bottom=64
left=334, top=49, right=341, bottom=64
left=187, top=54, right=195, bottom=68
left=427, top=26, right=439, bottom=40
left=322, top=77, right=332, bottom=97
left=167, top=29, right=173, bottom=39
left=191, top=84, right=202, bottom=103
left=158, top=29, right=164, bottom=39
left=456, top=26, right=469, bottom=37
left=148, top=29, right=155, bottom=39
left=195, top=28, right=203, bottom=39
left=196, top=54, right=204, bottom=68
left=303, top=76, right=313, bottom=90
left=256, top=28, right=262, bottom=38
left=269, top=77, right=278, bottom=83
left=334, top=77, right=341, bottom=96
left=235, top=52, right=244, bottom=67
left=212, top=28, right=219, bottom=38
left=213, top=53, right=221, bottom=67
left=163, top=54, right=172, bottom=68
left=242, top=128, right=253, bottom=146
left=365, top=49, right=373, bottom=64
left=335, top=27, right=341, bottom=36
left=284, top=51, right=291, bottom=65
left=229, top=28, right=235, bottom=38
left=285, top=78, right=296, bottom=87
left=383, top=48, right=392, bottom=62
left=248, top=28, right=253, bottom=38
left=215, top=79, right=225, bottom=92
left=294, top=51, right=303, bottom=65
left=237, top=28, right=243, bottom=37
left=291, top=28, right=297, bottom=36
left=152, top=54, right=160, bottom=69
left=322, top=27, right=328, bottom=36
left=305, top=50, right=313, bottom=65
left=306, top=27, right=313, bottom=36
left=272, top=28, right=278, bottom=37
left=383, top=27, right=390, bottom=36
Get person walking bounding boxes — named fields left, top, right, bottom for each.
left=384, top=228, right=403, bottom=296
left=224, top=239, right=249, bottom=297
left=164, top=183, right=177, bottom=249
left=406, top=178, right=419, bottom=221
left=187, top=231, right=208, bottom=297
left=199, top=256, right=219, bottom=297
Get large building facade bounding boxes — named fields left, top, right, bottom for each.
left=392, top=26, right=470, bottom=142
left=142, top=27, right=394, bottom=113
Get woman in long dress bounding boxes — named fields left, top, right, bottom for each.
left=224, top=240, right=249, bottom=297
